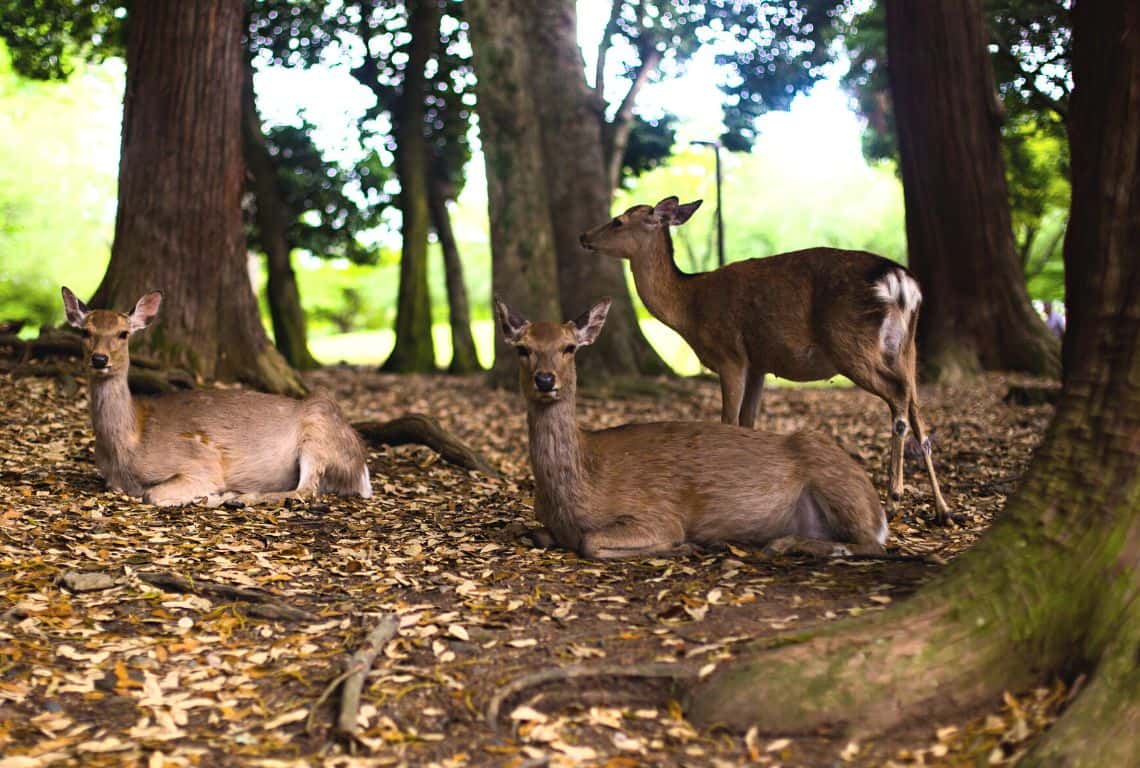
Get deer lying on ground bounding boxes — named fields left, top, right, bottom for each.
left=579, top=197, right=950, bottom=524
left=495, top=295, right=888, bottom=559
left=61, top=287, right=371, bottom=506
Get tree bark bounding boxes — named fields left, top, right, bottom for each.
left=90, top=0, right=303, bottom=395
left=428, top=174, right=482, bottom=373
left=241, top=57, right=319, bottom=372
left=522, top=0, right=669, bottom=381
left=381, top=0, right=438, bottom=373
left=885, top=0, right=1060, bottom=381
left=466, top=0, right=562, bottom=386
left=686, top=4, right=1140, bottom=763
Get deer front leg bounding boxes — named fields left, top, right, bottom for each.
left=579, top=517, right=687, bottom=560
left=888, top=406, right=907, bottom=515
left=142, top=475, right=222, bottom=507
left=717, top=363, right=747, bottom=426
left=739, top=368, right=767, bottom=429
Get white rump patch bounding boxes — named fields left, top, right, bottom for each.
left=359, top=466, right=373, bottom=498
left=874, top=270, right=922, bottom=358
left=876, top=515, right=890, bottom=546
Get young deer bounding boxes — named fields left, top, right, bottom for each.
left=579, top=197, right=950, bottom=524
left=494, top=295, right=888, bottom=560
left=61, top=287, right=371, bottom=506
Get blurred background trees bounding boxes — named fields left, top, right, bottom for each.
left=0, top=0, right=1074, bottom=385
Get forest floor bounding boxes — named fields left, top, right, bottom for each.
left=0, top=360, right=1063, bottom=768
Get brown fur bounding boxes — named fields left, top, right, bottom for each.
left=579, top=196, right=950, bottom=523
left=61, top=287, right=371, bottom=506
left=494, top=296, right=887, bottom=560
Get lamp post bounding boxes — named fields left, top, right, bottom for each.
left=691, top=139, right=724, bottom=269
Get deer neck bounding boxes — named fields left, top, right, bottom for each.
left=88, top=373, right=140, bottom=464
left=628, top=233, right=693, bottom=335
left=526, top=395, right=592, bottom=535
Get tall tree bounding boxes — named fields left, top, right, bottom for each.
left=883, top=0, right=1059, bottom=380
left=92, top=0, right=302, bottom=394
left=241, top=55, right=319, bottom=371
left=465, top=0, right=562, bottom=384
left=687, top=2, right=1140, bottom=762
left=428, top=167, right=481, bottom=373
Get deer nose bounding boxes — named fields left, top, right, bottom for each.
left=534, top=372, right=556, bottom=392
left=90, top=354, right=109, bottom=369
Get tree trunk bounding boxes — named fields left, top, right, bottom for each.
left=686, top=3, right=1140, bottom=762
left=428, top=175, right=482, bottom=373
left=466, top=0, right=562, bottom=386
left=522, top=0, right=669, bottom=382
left=885, top=0, right=1060, bottom=381
left=90, top=0, right=303, bottom=395
left=381, top=0, right=437, bottom=373
left=241, top=57, right=319, bottom=372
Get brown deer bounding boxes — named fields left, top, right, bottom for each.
left=579, top=196, right=950, bottom=524
left=61, top=287, right=371, bottom=506
left=494, top=295, right=888, bottom=559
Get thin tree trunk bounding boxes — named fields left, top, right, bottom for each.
left=523, top=0, right=669, bottom=381
left=885, top=0, right=1060, bottom=381
left=428, top=174, right=482, bottom=373
left=241, top=57, right=319, bottom=371
left=381, top=0, right=437, bottom=373
left=686, top=5, right=1140, bottom=763
left=602, top=48, right=662, bottom=193
left=466, top=0, right=562, bottom=386
left=90, top=0, right=302, bottom=395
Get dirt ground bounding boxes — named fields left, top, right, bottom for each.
left=0, top=358, right=1065, bottom=767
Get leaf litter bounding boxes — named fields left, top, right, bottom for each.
left=0, top=358, right=1065, bottom=766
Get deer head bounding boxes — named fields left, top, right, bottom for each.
left=578, top=196, right=702, bottom=257
left=61, top=287, right=162, bottom=377
left=493, top=296, right=611, bottom=404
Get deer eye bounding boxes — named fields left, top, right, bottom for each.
left=81, top=329, right=92, bottom=339
left=563, top=344, right=576, bottom=355
left=118, top=331, right=129, bottom=340
left=516, top=346, right=530, bottom=358
left=612, top=218, right=622, bottom=228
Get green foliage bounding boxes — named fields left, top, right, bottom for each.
left=0, top=0, right=124, bottom=80
left=0, top=41, right=119, bottom=327
left=619, top=114, right=678, bottom=183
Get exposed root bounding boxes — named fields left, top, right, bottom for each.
left=487, top=663, right=692, bottom=730
left=134, top=570, right=319, bottom=622
left=354, top=413, right=498, bottom=476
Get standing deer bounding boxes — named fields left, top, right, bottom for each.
left=61, top=287, right=371, bottom=506
left=579, top=197, right=950, bottom=525
left=494, top=295, right=888, bottom=559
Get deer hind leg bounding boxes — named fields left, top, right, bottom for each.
left=718, top=362, right=747, bottom=426
left=908, top=399, right=950, bottom=525
left=738, top=368, right=766, bottom=429
left=580, top=517, right=687, bottom=560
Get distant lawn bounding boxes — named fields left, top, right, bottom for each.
left=309, top=319, right=850, bottom=387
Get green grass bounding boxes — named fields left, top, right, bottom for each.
left=309, top=318, right=852, bottom=387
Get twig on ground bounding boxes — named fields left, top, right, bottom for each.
left=486, top=663, right=693, bottom=731
left=353, top=413, right=498, bottom=476
left=135, top=570, right=319, bottom=622
left=335, top=613, right=400, bottom=741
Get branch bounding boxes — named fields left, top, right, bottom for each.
left=135, top=570, right=319, bottom=622
left=353, top=413, right=498, bottom=476
left=593, top=0, right=624, bottom=105
left=604, top=46, right=663, bottom=189
left=335, top=614, right=400, bottom=740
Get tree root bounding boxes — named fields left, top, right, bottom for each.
left=486, top=663, right=692, bottom=730
left=353, top=413, right=498, bottom=476
left=135, top=570, right=319, bottom=622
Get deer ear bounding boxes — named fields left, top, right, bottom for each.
left=648, top=196, right=680, bottom=227
left=61, top=286, right=89, bottom=328
left=493, top=295, right=529, bottom=343
left=672, top=199, right=702, bottom=225
left=129, top=291, right=163, bottom=332
left=572, top=297, right=612, bottom=346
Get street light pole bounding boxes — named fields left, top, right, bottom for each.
left=692, top=139, right=725, bottom=269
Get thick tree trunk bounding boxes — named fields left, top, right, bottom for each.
left=523, top=0, right=668, bottom=381
left=381, top=0, right=437, bottom=373
left=90, top=0, right=302, bottom=395
left=885, top=0, right=1060, bottom=381
left=241, top=58, right=319, bottom=372
left=466, top=0, right=562, bottom=386
left=686, top=4, right=1140, bottom=763
left=428, top=175, right=482, bottom=373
